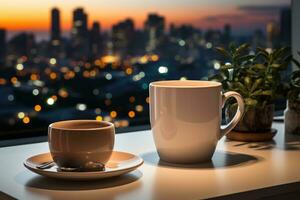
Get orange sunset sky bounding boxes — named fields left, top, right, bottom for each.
left=0, top=0, right=290, bottom=35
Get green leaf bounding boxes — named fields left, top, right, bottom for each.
left=272, top=48, right=281, bottom=58
left=276, top=49, right=290, bottom=64
left=251, top=64, right=265, bottom=70
left=236, top=82, right=246, bottom=89
left=251, top=89, right=272, bottom=97
left=236, top=43, right=250, bottom=55
left=246, top=69, right=259, bottom=75
left=279, top=63, right=289, bottom=71
left=211, top=43, right=292, bottom=103
left=215, top=47, right=231, bottom=58
left=250, top=78, right=263, bottom=92
left=244, top=76, right=251, bottom=90
left=282, top=54, right=292, bottom=63
left=229, top=43, right=236, bottom=54
left=261, top=90, right=272, bottom=96
left=245, top=98, right=258, bottom=106
left=263, top=90, right=272, bottom=95
left=266, top=75, right=273, bottom=82
left=234, top=82, right=248, bottom=96
left=255, top=51, right=268, bottom=61
left=220, top=64, right=233, bottom=70
left=271, top=63, right=281, bottom=68
left=291, top=71, right=300, bottom=87
left=256, top=47, right=269, bottom=58
left=273, top=47, right=290, bottom=60
left=237, top=55, right=255, bottom=64
left=251, top=89, right=263, bottom=96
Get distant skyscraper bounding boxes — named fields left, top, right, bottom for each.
left=112, top=18, right=135, bottom=56
left=0, top=29, right=6, bottom=66
left=204, top=29, right=222, bottom=45
left=71, top=8, right=89, bottom=59
left=8, top=33, right=36, bottom=57
left=169, top=23, right=176, bottom=38
left=222, top=24, right=231, bottom=46
left=280, top=8, right=291, bottom=46
left=89, top=21, right=102, bottom=58
left=252, top=29, right=265, bottom=48
left=169, top=24, right=199, bottom=40
left=50, top=8, right=61, bottom=43
left=72, top=8, right=88, bottom=40
left=144, top=13, right=165, bottom=52
left=49, top=8, right=64, bottom=58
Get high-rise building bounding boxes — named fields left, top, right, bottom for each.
left=72, top=8, right=88, bottom=40
left=222, top=24, right=231, bottom=46
left=8, top=33, right=36, bottom=57
left=280, top=8, right=291, bottom=46
left=252, top=29, right=265, bottom=49
left=144, top=13, right=165, bottom=52
left=0, top=29, right=6, bottom=66
left=49, top=8, right=63, bottom=58
left=204, top=29, right=222, bottom=45
left=71, top=8, right=89, bottom=59
left=112, top=18, right=135, bottom=56
left=169, top=24, right=199, bottom=41
left=89, top=21, right=102, bottom=58
left=50, top=8, right=61, bottom=43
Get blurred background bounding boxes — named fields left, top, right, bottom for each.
left=0, top=0, right=291, bottom=139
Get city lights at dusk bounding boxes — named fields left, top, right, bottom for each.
left=0, top=0, right=290, bottom=40
left=0, top=0, right=291, bottom=136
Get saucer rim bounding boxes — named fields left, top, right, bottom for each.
left=24, top=151, right=143, bottom=177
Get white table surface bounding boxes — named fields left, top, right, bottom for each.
left=0, top=122, right=300, bottom=200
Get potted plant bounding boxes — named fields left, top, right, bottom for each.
left=284, top=52, right=300, bottom=135
left=211, top=43, right=291, bottom=141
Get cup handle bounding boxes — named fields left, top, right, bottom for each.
left=220, top=91, right=245, bottom=139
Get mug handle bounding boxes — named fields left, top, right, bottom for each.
left=220, top=91, right=245, bottom=139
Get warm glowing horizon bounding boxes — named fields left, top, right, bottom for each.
left=0, top=0, right=290, bottom=38
left=1, top=6, right=241, bottom=31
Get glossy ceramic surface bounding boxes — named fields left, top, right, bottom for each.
left=24, top=151, right=143, bottom=181
left=48, top=120, right=115, bottom=169
left=150, top=80, right=244, bottom=164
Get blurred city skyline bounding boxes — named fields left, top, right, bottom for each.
left=1, top=0, right=290, bottom=41
left=0, top=0, right=291, bottom=137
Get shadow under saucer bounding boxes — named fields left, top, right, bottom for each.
left=141, top=151, right=261, bottom=169
left=15, top=169, right=142, bottom=191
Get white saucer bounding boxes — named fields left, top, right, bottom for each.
left=24, top=151, right=143, bottom=181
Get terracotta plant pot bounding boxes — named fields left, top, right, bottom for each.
left=284, top=100, right=300, bottom=135
left=226, top=104, right=274, bottom=133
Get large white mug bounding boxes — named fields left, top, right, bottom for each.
left=149, top=80, right=244, bottom=164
